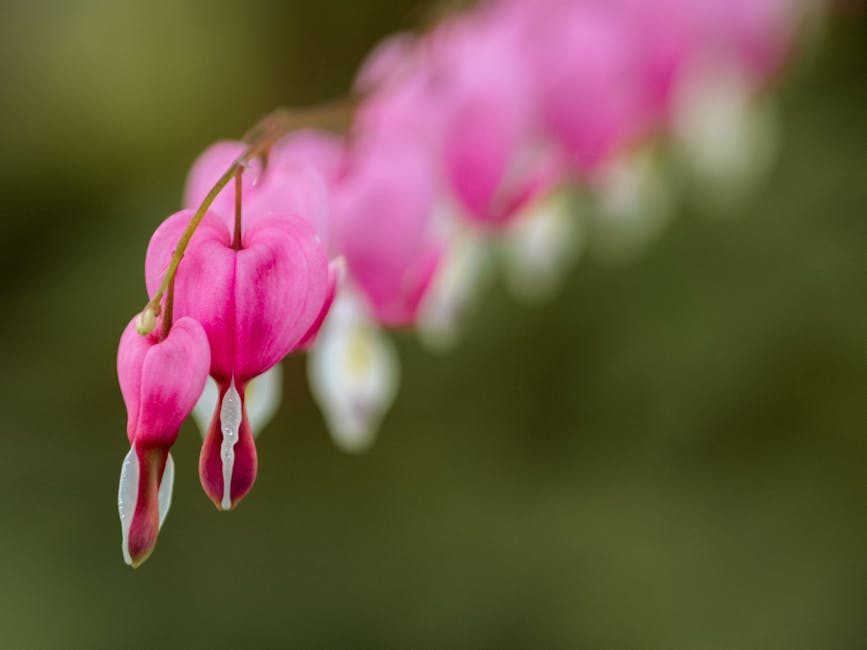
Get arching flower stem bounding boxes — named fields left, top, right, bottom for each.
left=136, top=101, right=354, bottom=339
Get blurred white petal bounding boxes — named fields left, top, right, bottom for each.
left=191, top=376, right=219, bottom=438
left=308, top=288, right=400, bottom=453
left=418, top=216, right=490, bottom=351
left=673, top=61, right=780, bottom=215
left=501, top=190, right=583, bottom=302
left=591, top=149, right=673, bottom=263
left=243, top=364, right=283, bottom=436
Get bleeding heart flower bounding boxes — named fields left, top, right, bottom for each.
left=523, top=0, right=645, bottom=173
left=116, top=315, right=210, bottom=567
left=145, top=209, right=330, bottom=509
left=428, top=6, right=564, bottom=226
left=331, top=132, right=442, bottom=328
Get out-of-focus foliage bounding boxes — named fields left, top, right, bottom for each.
left=0, top=1, right=863, bottom=648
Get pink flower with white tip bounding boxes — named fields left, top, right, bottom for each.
left=145, top=209, right=330, bottom=509
left=117, top=316, right=210, bottom=567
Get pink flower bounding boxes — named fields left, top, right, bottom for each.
left=610, top=0, right=797, bottom=125
left=427, top=6, right=562, bottom=225
left=331, top=132, right=442, bottom=327
left=607, top=0, right=705, bottom=124
left=117, top=315, right=210, bottom=566
left=522, top=0, right=645, bottom=173
left=145, top=209, right=330, bottom=509
left=354, top=34, right=442, bottom=142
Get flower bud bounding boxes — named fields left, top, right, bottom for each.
left=135, top=306, right=158, bottom=336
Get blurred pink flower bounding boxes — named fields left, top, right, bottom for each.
left=429, top=6, right=564, bottom=225
left=331, top=132, right=442, bottom=327
left=508, top=0, right=646, bottom=172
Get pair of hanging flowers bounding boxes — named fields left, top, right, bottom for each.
left=117, top=0, right=815, bottom=566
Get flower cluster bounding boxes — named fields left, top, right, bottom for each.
left=116, top=0, right=815, bottom=566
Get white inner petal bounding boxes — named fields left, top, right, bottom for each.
left=192, top=368, right=281, bottom=442
left=117, top=448, right=174, bottom=566
left=117, top=447, right=139, bottom=566
left=308, top=288, right=400, bottom=453
left=591, top=151, right=671, bottom=263
left=192, top=377, right=219, bottom=440
left=157, top=453, right=174, bottom=529
left=219, top=378, right=243, bottom=510
left=502, top=191, right=581, bottom=302
left=418, top=213, right=489, bottom=351
left=672, top=59, right=779, bottom=209
left=245, top=363, right=282, bottom=437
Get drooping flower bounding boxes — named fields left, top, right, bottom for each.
left=426, top=6, right=564, bottom=226
left=145, top=209, right=330, bottom=509
left=522, top=0, right=646, bottom=173
left=331, top=131, right=442, bottom=328
left=302, top=127, right=442, bottom=450
left=117, top=315, right=210, bottom=566
left=184, top=132, right=344, bottom=447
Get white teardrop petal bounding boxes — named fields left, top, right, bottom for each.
left=673, top=60, right=779, bottom=214
left=308, top=288, right=400, bottom=453
left=418, top=217, right=490, bottom=351
left=591, top=150, right=672, bottom=263
left=192, top=376, right=219, bottom=440
left=157, top=452, right=174, bottom=529
left=117, top=447, right=139, bottom=566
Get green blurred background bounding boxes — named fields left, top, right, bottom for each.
left=0, top=1, right=865, bottom=648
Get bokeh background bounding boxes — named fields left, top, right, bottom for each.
left=0, top=1, right=865, bottom=648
